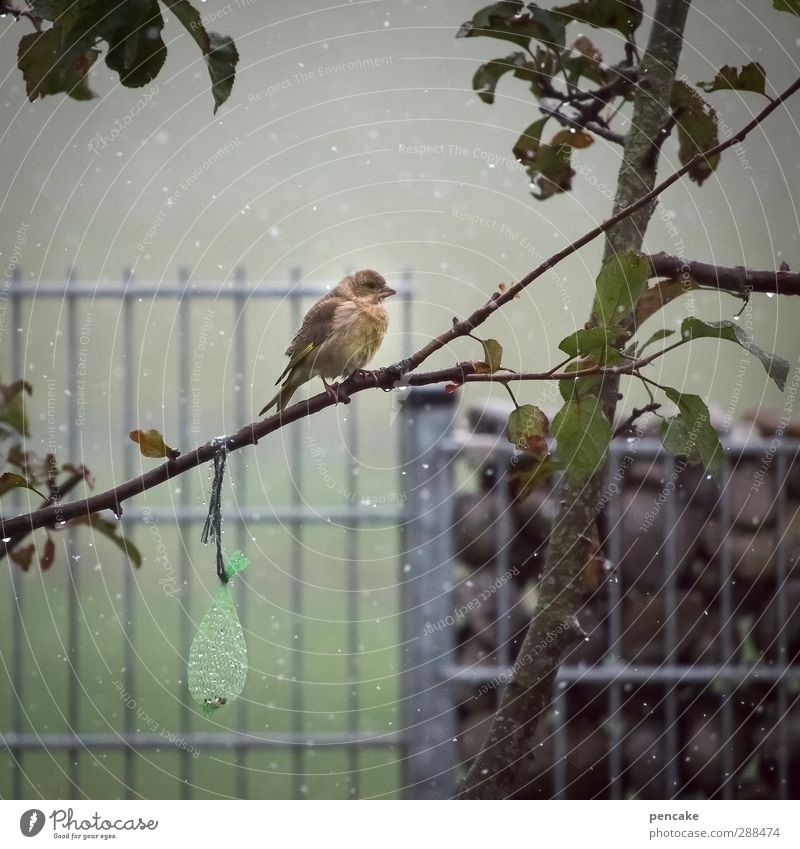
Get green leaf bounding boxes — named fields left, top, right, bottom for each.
left=457, top=1, right=567, bottom=49
left=69, top=514, right=142, bottom=568
left=0, top=472, right=47, bottom=500
left=102, top=0, right=167, bottom=88
left=697, top=63, right=767, bottom=97
left=0, top=380, right=32, bottom=436
left=592, top=251, right=651, bottom=327
left=680, top=317, right=789, bottom=390
left=507, top=404, right=549, bottom=457
left=554, top=0, right=643, bottom=38
left=671, top=80, right=720, bottom=186
left=552, top=396, right=612, bottom=485
left=660, top=388, right=723, bottom=478
left=480, top=339, right=503, bottom=371
left=18, top=1, right=167, bottom=100
left=773, top=0, right=800, bottom=14
left=558, top=325, right=625, bottom=357
left=162, top=0, right=239, bottom=113
left=472, top=51, right=540, bottom=103
left=512, top=117, right=549, bottom=163
left=18, top=29, right=99, bottom=101
left=517, top=133, right=576, bottom=200
left=129, top=428, right=180, bottom=460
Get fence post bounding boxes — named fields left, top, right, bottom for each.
left=399, top=385, right=458, bottom=799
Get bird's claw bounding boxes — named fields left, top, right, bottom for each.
left=333, top=382, right=351, bottom=405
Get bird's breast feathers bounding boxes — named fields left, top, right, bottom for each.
left=311, top=300, right=389, bottom=377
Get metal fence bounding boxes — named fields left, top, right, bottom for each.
left=411, top=393, right=800, bottom=799
left=2, top=273, right=799, bottom=799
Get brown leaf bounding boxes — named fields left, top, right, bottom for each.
left=10, top=543, right=35, bottom=571
left=634, top=276, right=699, bottom=327
left=129, top=429, right=180, bottom=460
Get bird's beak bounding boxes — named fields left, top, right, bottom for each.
left=379, top=287, right=397, bottom=299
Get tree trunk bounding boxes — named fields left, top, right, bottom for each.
left=459, top=0, right=693, bottom=799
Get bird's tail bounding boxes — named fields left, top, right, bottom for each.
left=258, top=381, right=299, bottom=416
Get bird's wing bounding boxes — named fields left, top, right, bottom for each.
left=275, top=294, right=342, bottom=385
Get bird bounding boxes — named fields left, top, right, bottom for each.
left=259, top=269, right=396, bottom=415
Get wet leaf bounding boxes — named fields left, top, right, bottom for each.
left=472, top=51, right=543, bottom=103
left=558, top=325, right=625, bottom=357
left=554, top=0, right=643, bottom=37
left=551, top=128, right=594, bottom=149
left=552, top=395, right=612, bottom=485
left=592, top=251, right=651, bottom=327
left=697, top=63, right=767, bottom=97
left=660, top=388, right=723, bottom=479
left=129, top=429, right=180, bottom=460
left=481, top=339, right=503, bottom=371
left=162, top=0, right=239, bottom=113
left=457, top=1, right=567, bottom=49
left=680, top=317, right=789, bottom=390
left=507, top=404, right=549, bottom=457
left=671, top=80, right=720, bottom=185
left=18, top=29, right=99, bottom=101
left=0, top=380, right=32, bottom=436
left=634, top=276, right=699, bottom=326
left=10, top=543, right=35, bottom=572
left=0, top=472, right=47, bottom=500
left=773, top=0, right=800, bottom=14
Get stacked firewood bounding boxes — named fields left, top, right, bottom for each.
left=451, top=402, right=800, bottom=799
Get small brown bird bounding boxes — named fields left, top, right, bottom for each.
left=259, top=269, right=396, bottom=415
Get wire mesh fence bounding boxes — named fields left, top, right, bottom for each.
left=1, top=274, right=799, bottom=800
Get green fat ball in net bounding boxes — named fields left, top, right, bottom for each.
left=189, top=551, right=249, bottom=716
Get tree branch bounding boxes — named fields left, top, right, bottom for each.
left=0, top=1, right=41, bottom=31
left=648, top=252, right=800, bottom=297
left=459, top=0, right=695, bottom=800
left=2, top=67, right=800, bottom=555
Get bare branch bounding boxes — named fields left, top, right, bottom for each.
left=649, top=252, right=800, bottom=297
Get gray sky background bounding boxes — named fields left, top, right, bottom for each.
left=2, top=0, right=800, bottom=435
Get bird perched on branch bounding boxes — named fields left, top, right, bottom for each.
left=259, top=269, right=396, bottom=415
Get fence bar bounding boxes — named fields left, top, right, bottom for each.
left=494, top=468, right=511, bottom=668
left=605, top=450, right=623, bottom=799
left=121, top=268, right=136, bottom=798
left=65, top=268, right=80, bottom=794
left=662, top=454, right=679, bottom=797
left=1, top=731, right=403, bottom=750
left=232, top=265, right=250, bottom=800
left=10, top=269, right=24, bottom=798
left=775, top=449, right=789, bottom=799
left=346, top=400, right=360, bottom=797
left=177, top=268, right=193, bottom=800
left=400, top=386, right=458, bottom=799
left=719, top=454, right=734, bottom=799
left=288, top=268, right=304, bottom=796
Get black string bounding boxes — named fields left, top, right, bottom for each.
left=201, top=444, right=228, bottom=583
